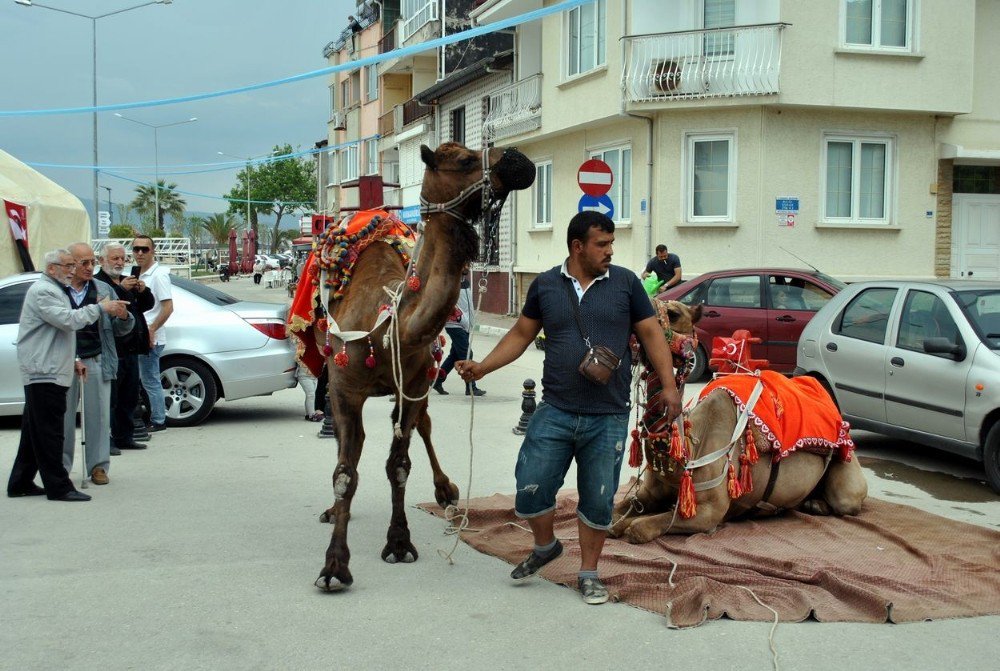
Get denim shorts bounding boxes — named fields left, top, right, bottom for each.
left=514, top=402, right=630, bottom=530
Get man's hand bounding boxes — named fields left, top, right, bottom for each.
left=99, top=298, right=129, bottom=319
left=121, top=276, right=138, bottom=291
left=660, top=385, right=682, bottom=425
left=454, top=360, right=483, bottom=382
left=74, top=360, right=87, bottom=382
left=148, top=328, right=157, bottom=348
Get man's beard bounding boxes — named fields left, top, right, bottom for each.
left=104, top=265, right=124, bottom=278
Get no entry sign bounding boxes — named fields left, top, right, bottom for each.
left=577, top=159, right=613, bottom=197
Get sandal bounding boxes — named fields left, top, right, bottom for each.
left=308, top=412, right=325, bottom=422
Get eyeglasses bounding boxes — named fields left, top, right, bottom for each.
left=58, top=263, right=77, bottom=269
left=132, top=246, right=151, bottom=253
left=78, top=260, right=96, bottom=267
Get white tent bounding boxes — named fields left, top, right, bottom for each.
left=0, top=149, right=90, bottom=278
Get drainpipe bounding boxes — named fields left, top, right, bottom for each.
left=619, top=0, right=655, bottom=259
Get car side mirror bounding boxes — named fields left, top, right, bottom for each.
left=923, top=336, right=966, bottom=361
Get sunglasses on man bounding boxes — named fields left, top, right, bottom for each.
left=132, top=246, right=151, bottom=253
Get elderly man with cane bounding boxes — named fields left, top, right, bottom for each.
left=61, top=242, right=135, bottom=487
left=6, top=248, right=129, bottom=502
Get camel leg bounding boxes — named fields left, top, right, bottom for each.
left=413, top=403, right=460, bottom=508
left=315, top=390, right=365, bottom=592
left=381, top=399, right=423, bottom=564
left=609, top=470, right=675, bottom=538
left=623, top=489, right=730, bottom=542
left=800, top=455, right=868, bottom=516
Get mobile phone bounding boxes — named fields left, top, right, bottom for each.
left=130, top=265, right=141, bottom=278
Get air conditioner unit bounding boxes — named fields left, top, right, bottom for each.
left=331, top=111, right=346, bottom=131
left=652, top=60, right=682, bottom=93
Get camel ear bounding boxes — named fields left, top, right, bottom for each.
left=420, top=145, right=437, bottom=170
left=690, top=303, right=703, bottom=325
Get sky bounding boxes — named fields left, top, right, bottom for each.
left=0, top=0, right=357, bottom=219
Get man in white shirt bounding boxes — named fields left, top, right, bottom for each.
left=132, top=235, right=173, bottom=432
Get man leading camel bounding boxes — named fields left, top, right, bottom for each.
left=455, top=211, right=682, bottom=605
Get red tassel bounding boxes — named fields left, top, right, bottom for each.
left=628, top=429, right=642, bottom=468
left=432, top=349, right=443, bottom=363
left=678, top=470, right=697, bottom=519
left=727, top=462, right=743, bottom=499
left=407, top=275, right=421, bottom=291
left=426, top=366, right=439, bottom=380
left=333, top=346, right=349, bottom=367
left=322, top=343, right=333, bottom=357
left=317, top=318, right=328, bottom=332
left=365, top=355, right=376, bottom=369
left=669, top=423, right=685, bottom=463
left=744, top=427, right=758, bottom=464
left=739, top=453, right=754, bottom=494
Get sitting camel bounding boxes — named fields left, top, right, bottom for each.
left=612, top=301, right=868, bottom=542
left=309, top=142, right=535, bottom=591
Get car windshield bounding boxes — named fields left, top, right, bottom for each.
left=171, top=276, right=241, bottom=306
left=953, top=289, right=1000, bottom=350
left=813, top=271, right=848, bottom=291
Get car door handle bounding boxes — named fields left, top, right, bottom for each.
left=704, top=310, right=721, bottom=318
left=775, top=315, right=795, bottom=322
left=890, top=357, right=905, bottom=367
left=825, top=342, right=838, bottom=352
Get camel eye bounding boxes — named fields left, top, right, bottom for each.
left=460, top=156, right=478, bottom=170
left=666, top=309, right=680, bottom=320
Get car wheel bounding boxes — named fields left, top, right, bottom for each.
left=687, top=344, right=708, bottom=382
left=160, top=357, right=218, bottom=427
left=984, top=423, right=1000, bottom=495
left=816, top=376, right=839, bottom=411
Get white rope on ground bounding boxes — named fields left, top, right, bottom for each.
left=736, top=585, right=781, bottom=671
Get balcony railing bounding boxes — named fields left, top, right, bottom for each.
left=622, top=23, right=788, bottom=103
left=400, top=1, right=438, bottom=44
left=483, top=73, right=542, bottom=142
left=379, top=109, right=395, bottom=137
left=402, top=98, right=433, bottom=126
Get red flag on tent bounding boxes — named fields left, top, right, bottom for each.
left=4, top=199, right=34, bottom=272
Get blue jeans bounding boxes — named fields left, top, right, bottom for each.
left=514, top=403, right=629, bottom=530
left=138, top=344, right=166, bottom=426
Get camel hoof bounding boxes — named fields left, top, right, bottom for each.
left=314, top=574, right=351, bottom=592
left=624, top=524, right=658, bottom=545
left=381, top=543, right=418, bottom=564
left=800, top=498, right=832, bottom=516
left=318, top=511, right=332, bottom=524
left=436, top=482, right=460, bottom=508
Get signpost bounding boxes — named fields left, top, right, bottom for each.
left=97, top=211, right=111, bottom=237
left=775, top=196, right=799, bottom=227
left=577, top=159, right=613, bottom=198
left=578, top=194, right=614, bottom=219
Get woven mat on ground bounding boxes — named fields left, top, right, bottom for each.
left=418, top=488, right=1000, bottom=626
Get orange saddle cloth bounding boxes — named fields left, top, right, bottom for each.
left=698, top=370, right=854, bottom=462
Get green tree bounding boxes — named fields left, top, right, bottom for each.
left=200, top=212, right=237, bottom=246
left=225, top=143, right=315, bottom=253
left=114, top=203, right=137, bottom=232
left=108, top=224, right=135, bottom=238
left=131, top=180, right=187, bottom=231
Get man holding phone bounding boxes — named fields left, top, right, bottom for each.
left=96, top=243, right=154, bottom=452
left=132, top=236, right=173, bottom=432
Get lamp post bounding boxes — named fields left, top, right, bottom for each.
left=14, top=0, right=173, bottom=228
left=102, top=185, right=112, bottom=225
left=218, top=149, right=280, bottom=257
left=115, top=114, right=197, bottom=230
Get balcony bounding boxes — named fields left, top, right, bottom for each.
left=483, top=74, right=542, bottom=142
left=379, top=109, right=395, bottom=137
left=402, top=98, right=433, bottom=126
left=400, top=1, right=438, bottom=44
left=622, top=23, right=788, bottom=103
left=379, top=25, right=395, bottom=54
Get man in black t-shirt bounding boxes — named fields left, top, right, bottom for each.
left=642, top=244, right=682, bottom=290
left=454, top=212, right=681, bottom=606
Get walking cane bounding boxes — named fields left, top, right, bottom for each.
left=78, top=373, right=88, bottom=490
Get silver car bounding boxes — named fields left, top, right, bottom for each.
left=0, top=273, right=297, bottom=426
left=795, top=279, right=1000, bottom=493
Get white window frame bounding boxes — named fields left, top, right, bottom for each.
left=328, top=84, right=338, bottom=120
left=684, top=131, right=736, bottom=224
left=365, top=141, right=379, bottom=176
left=565, top=0, right=607, bottom=79
left=532, top=160, right=553, bottom=228
left=589, top=144, right=631, bottom=223
left=339, top=144, right=359, bottom=183
left=366, top=65, right=378, bottom=102
left=840, top=0, right=915, bottom=52
left=821, top=133, right=895, bottom=225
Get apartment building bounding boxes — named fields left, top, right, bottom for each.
left=469, top=0, right=1000, bottom=309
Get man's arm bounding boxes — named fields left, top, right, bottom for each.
left=641, top=258, right=654, bottom=280
left=666, top=265, right=682, bottom=289
left=633, top=315, right=682, bottom=423
left=454, top=314, right=541, bottom=382
left=148, top=298, right=173, bottom=346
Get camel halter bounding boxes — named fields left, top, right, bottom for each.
left=418, top=147, right=509, bottom=230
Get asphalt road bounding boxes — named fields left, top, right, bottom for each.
left=1, top=275, right=998, bottom=671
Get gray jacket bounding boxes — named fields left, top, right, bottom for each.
left=17, top=275, right=134, bottom=386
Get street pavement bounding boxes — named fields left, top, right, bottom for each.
left=1, top=275, right=998, bottom=671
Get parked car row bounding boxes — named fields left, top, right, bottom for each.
left=0, top=273, right=297, bottom=426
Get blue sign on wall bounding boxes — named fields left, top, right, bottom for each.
left=578, top=194, right=614, bottom=220
left=775, top=198, right=800, bottom=212
left=399, top=205, right=421, bottom=224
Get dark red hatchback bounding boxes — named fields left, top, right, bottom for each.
left=657, top=268, right=846, bottom=379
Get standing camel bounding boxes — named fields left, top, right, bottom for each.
left=314, top=142, right=535, bottom=591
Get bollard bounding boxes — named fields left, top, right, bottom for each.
left=512, top=379, right=536, bottom=435
left=318, top=396, right=336, bottom=439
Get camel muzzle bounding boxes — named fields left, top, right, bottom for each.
left=492, top=147, right=536, bottom=193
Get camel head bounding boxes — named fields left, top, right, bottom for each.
left=653, top=299, right=702, bottom=338
left=419, top=142, right=535, bottom=221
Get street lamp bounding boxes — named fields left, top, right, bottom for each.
left=218, top=149, right=280, bottom=255
left=14, top=0, right=173, bottom=228
left=102, top=185, right=112, bottom=225
left=115, top=113, right=197, bottom=230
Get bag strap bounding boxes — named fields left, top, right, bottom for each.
left=563, top=279, right=592, bottom=349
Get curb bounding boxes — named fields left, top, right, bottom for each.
left=476, top=324, right=511, bottom=337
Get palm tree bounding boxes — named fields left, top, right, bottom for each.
left=131, top=180, right=187, bottom=231
left=200, top=213, right=236, bottom=246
